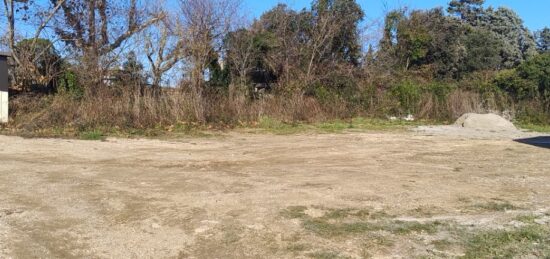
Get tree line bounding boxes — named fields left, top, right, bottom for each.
left=1, top=0, right=549, bottom=130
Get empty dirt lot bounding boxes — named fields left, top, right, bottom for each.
left=0, top=130, right=549, bottom=258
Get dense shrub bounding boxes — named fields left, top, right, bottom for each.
left=57, top=70, right=84, bottom=99
left=517, top=53, right=550, bottom=103
left=390, top=80, right=422, bottom=115
left=494, top=53, right=550, bottom=115
left=494, top=69, right=537, bottom=99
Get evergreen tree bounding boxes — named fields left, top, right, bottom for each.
left=448, top=1, right=537, bottom=69
left=122, top=51, right=145, bottom=88
left=123, top=51, right=144, bottom=75
left=536, top=27, right=550, bottom=53
left=312, top=0, right=364, bottom=66
left=462, top=28, right=503, bottom=72
left=447, top=0, right=485, bottom=24
left=481, top=7, right=537, bottom=68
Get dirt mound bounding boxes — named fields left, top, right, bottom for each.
left=454, top=113, right=517, bottom=131
left=414, top=113, right=533, bottom=139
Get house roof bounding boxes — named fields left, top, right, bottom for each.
left=0, top=52, right=11, bottom=57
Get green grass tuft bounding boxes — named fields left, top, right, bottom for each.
left=431, top=239, right=454, bottom=250
left=79, top=130, right=105, bottom=140
left=470, top=201, right=521, bottom=212
left=517, top=123, right=550, bottom=133
left=463, top=225, right=550, bottom=259
left=280, top=206, right=308, bottom=219
left=282, top=206, right=445, bottom=238
left=281, top=205, right=550, bottom=258
left=286, top=243, right=310, bottom=252
left=514, top=214, right=540, bottom=224
left=252, top=116, right=431, bottom=135
left=389, top=220, right=445, bottom=235
left=308, top=251, right=350, bottom=259
left=301, top=218, right=445, bottom=237
left=303, top=219, right=377, bottom=237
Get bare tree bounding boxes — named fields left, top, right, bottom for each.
left=143, top=18, right=182, bottom=93
left=254, top=5, right=302, bottom=87
left=225, top=28, right=255, bottom=93
left=51, top=0, right=164, bottom=88
left=304, top=11, right=341, bottom=84
left=176, top=0, right=240, bottom=121
left=2, top=0, right=66, bottom=88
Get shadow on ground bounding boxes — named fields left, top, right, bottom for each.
left=514, top=136, right=550, bottom=149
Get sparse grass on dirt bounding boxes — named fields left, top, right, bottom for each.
left=79, top=130, right=105, bottom=140
left=408, top=205, right=447, bottom=217
left=249, top=116, right=429, bottom=135
left=308, top=250, right=350, bottom=259
left=462, top=224, right=550, bottom=258
left=280, top=205, right=550, bottom=258
left=280, top=206, right=309, bottom=219
left=1, top=116, right=430, bottom=139
left=320, top=208, right=376, bottom=220
left=517, top=123, right=550, bottom=133
left=514, top=214, right=540, bottom=224
left=285, top=207, right=447, bottom=238
left=286, top=243, right=310, bottom=253
left=0, top=122, right=218, bottom=140
left=280, top=206, right=449, bottom=241
left=431, top=239, right=454, bottom=251
left=10, top=116, right=549, bottom=142
left=469, top=200, right=522, bottom=212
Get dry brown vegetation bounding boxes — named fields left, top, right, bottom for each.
left=6, top=86, right=518, bottom=136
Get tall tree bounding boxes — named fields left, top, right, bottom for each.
left=122, top=51, right=144, bottom=90
left=535, top=27, right=550, bottom=53
left=15, top=38, right=63, bottom=89
left=2, top=0, right=66, bottom=87
left=51, top=0, right=163, bottom=87
left=481, top=7, right=537, bottom=68
left=461, top=28, right=503, bottom=72
left=448, top=1, right=537, bottom=68
left=312, top=0, right=364, bottom=66
left=254, top=4, right=303, bottom=86
left=143, top=17, right=182, bottom=92
left=447, top=0, right=485, bottom=24
left=176, top=0, right=240, bottom=121
left=378, top=8, right=466, bottom=77
left=224, top=28, right=257, bottom=91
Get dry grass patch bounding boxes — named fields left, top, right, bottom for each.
left=469, top=200, right=522, bottom=212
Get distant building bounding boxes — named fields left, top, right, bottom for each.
left=102, top=67, right=147, bottom=88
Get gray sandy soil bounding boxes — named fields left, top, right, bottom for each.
left=0, top=130, right=549, bottom=258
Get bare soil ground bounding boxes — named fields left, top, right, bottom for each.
left=0, top=130, right=549, bottom=258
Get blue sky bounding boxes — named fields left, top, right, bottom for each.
left=242, top=0, right=549, bottom=31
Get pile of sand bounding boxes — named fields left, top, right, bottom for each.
left=415, top=113, right=534, bottom=139
left=454, top=113, right=517, bottom=132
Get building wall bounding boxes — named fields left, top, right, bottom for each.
left=0, top=56, right=8, bottom=123
left=0, top=91, right=7, bottom=123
